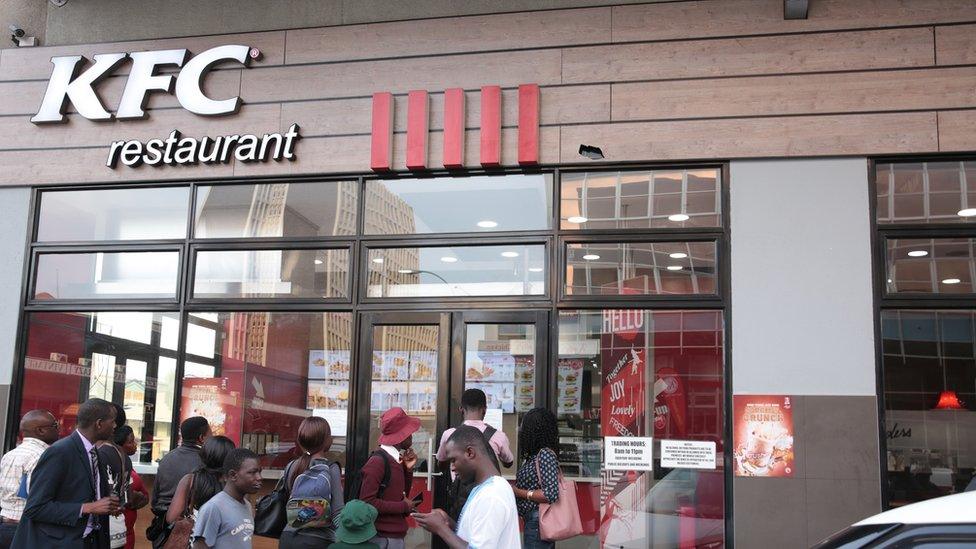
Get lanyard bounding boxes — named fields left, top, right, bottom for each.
left=456, top=476, right=493, bottom=531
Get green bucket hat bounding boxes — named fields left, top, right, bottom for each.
left=335, top=499, right=379, bottom=544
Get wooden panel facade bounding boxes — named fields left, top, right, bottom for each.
left=0, top=0, right=974, bottom=185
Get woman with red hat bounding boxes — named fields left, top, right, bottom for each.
left=358, top=407, right=420, bottom=549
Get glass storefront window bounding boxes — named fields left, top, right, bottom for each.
left=192, top=248, right=350, bottom=299
left=179, top=311, right=353, bottom=469
left=881, top=310, right=976, bottom=507
left=557, top=309, right=725, bottom=548
left=364, top=174, right=552, bottom=234
left=20, top=312, right=179, bottom=465
left=877, top=161, right=976, bottom=224
left=366, top=244, right=546, bottom=298
left=565, top=241, right=717, bottom=296
left=194, top=181, right=358, bottom=238
left=34, top=251, right=179, bottom=300
left=886, top=238, right=976, bottom=294
left=561, top=169, right=721, bottom=230
left=36, top=187, right=190, bottom=242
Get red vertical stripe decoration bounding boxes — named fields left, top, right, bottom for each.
left=480, top=85, right=501, bottom=167
left=406, top=90, right=429, bottom=170
left=370, top=92, right=393, bottom=171
left=517, top=83, right=540, bottom=165
left=443, top=88, right=465, bottom=169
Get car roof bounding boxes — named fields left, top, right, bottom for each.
left=856, top=492, right=976, bottom=525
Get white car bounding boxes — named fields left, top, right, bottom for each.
left=813, top=491, right=976, bottom=548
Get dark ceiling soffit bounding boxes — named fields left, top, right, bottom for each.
left=784, top=0, right=809, bottom=19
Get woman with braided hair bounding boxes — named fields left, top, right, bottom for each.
left=512, top=407, right=561, bottom=549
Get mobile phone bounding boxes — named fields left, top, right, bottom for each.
left=411, top=491, right=423, bottom=504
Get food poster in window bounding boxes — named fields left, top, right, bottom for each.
left=733, top=395, right=795, bottom=477
left=557, top=358, right=584, bottom=414
left=515, top=355, right=536, bottom=412
left=181, top=375, right=243, bottom=444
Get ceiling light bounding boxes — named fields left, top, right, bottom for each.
left=958, top=208, right=976, bottom=217
left=313, top=259, right=323, bottom=265
left=667, top=265, right=683, bottom=271
left=477, top=220, right=498, bottom=228
left=440, top=256, right=458, bottom=263
left=668, top=214, right=690, bottom=222
left=669, top=252, right=688, bottom=259
left=501, top=251, right=520, bottom=258
left=567, top=216, right=588, bottom=224
left=907, top=250, right=929, bottom=257
left=943, top=278, right=961, bottom=285
left=371, top=257, right=384, bottom=264
left=529, top=267, right=544, bottom=273
left=582, top=254, right=600, bottom=261
left=397, top=269, right=414, bottom=274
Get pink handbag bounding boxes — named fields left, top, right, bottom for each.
left=534, top=449, right=583, bottom=541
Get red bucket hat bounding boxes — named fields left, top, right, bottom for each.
left=377, top=407, right=421, bottom=445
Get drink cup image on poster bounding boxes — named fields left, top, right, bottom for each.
left=733, top=395, right=795, bottom=477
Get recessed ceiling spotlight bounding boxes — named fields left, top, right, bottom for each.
left=529, top=267, right=544, bottom=273
left=567, top=216, right=588, bottom=224
left=501, top=251, right=520, bottom=258
left=943, top=278, right=962, bottom=284
left=440, top=256, right=458, bottom=263
left=907, top=250, right=929, bottom=257
left=477, top=220, right=499, bottom=228
left=397, top=269, right=414, bottom=274
left=666, top=265, right=683, bottom=271
left=668, top=213, right=690, bottom=222
left=582, top=254, right=600, bottom=261
left=313, top=259, right=324, bottom=265
left=371, top=257, right=384, bottom=264
left=958, top=208, right=976, bottom=217
left=669, top=252, right=688, bottom=259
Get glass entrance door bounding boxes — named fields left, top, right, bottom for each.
left=354, top=310, right=548, bottom=548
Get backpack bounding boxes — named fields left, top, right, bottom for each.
left=285, top=460, right=336, bottom=531
left=346, top=450, right=391, bottom=502
left=446, top=425, right=497, bottom=520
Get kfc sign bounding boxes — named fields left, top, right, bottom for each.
left=31, top=44, right=256, bottom=124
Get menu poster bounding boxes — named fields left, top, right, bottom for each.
left=466, top=351, right=515, bottom=382
left=409, top=351, right=437, bottom=381
left=515, top=356, right=535, bottom=412
left=373, top=351, right=409, bottom=381
left=557, top=359, right=584, bottom=414
left=307, top=380, right=349, bottom=410
left=327, top=350, right=351, bottom=380
left=407, top=381, right=437, bottom=414
left=308, top=350, right=328, bottom=379
left=468, top=381, right=514, bottom=413
left=733, top=395, right=795, bottom=478
left=370, top=381, right=408, bottom=412
left=181, top=377, right=242, bottom=444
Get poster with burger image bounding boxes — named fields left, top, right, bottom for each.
left=557, top=359, right=584, bottom=414
left=733, top=395, right=795, bottom=477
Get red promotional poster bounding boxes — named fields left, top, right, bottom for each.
left=600, top=310, right=647, bottom=437
left=181, top=377, right=243, bottom=445
left=653, top=367, right=688, bottom=439
left=733, top=395, right=795, bottom=477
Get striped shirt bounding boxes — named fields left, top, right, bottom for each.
left=0, top=438, right=50, bottom=521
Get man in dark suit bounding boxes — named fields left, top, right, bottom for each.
left=12, top=398, right=122, bottom=549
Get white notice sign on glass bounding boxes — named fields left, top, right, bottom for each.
left=313, top=408, right=348, bottom=437
left=484, top=408, right=504, bottom=431
left=660, top=439, right=717, bottom=469
left=604, top=436, right=654, bottom=471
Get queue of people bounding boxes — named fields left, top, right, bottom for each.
left=0, top=389, right=578, bottom=549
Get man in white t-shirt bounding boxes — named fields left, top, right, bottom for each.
left=412, top=426, right=521, bottom=549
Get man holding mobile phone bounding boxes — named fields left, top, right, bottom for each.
left=413, top=426, right=520, bottom=549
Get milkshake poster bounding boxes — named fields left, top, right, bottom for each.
left=733, top=395, right=795, bottom=477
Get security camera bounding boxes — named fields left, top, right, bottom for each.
left=9, top=25, right=25, bottom=38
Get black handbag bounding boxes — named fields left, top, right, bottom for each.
left=254, top=461, right=291, bottom=538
